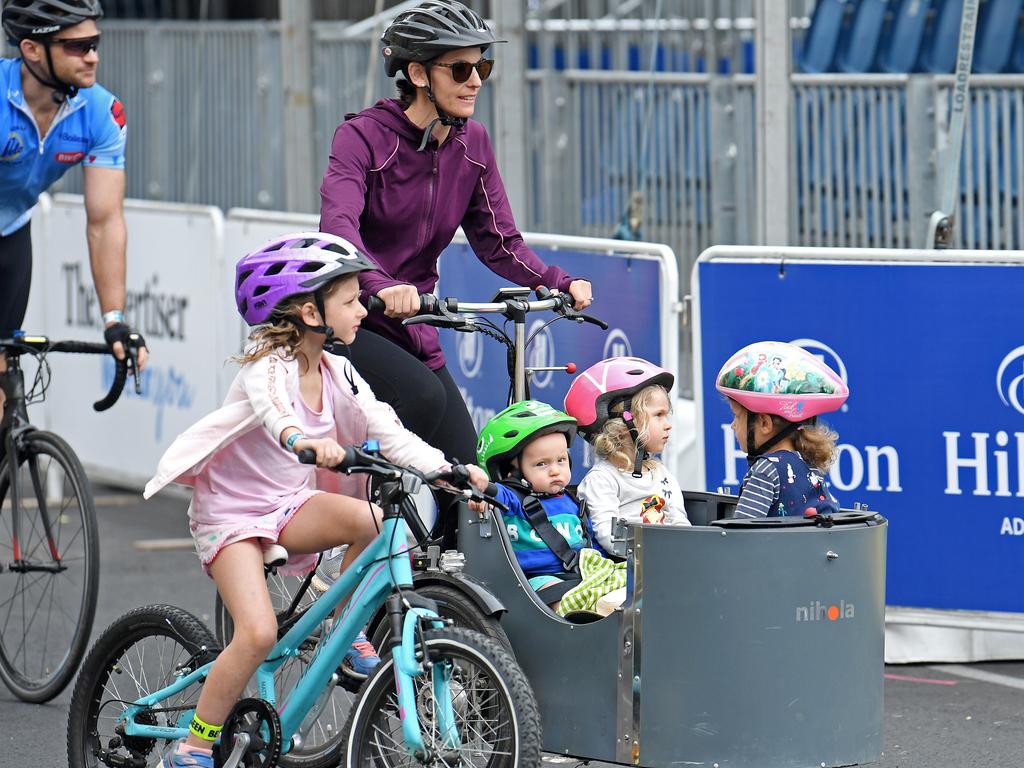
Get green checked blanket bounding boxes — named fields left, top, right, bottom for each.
left=556, top=547, right=627, bottom=616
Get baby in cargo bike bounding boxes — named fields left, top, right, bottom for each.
left=476, top=357, right=691, bottom=617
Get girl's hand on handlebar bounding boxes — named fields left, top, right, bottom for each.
left=294, top=437, right=348, bottom=468
left=377, top=284, right=422, bottom=318
left=567, top=279, right=593, bottom=311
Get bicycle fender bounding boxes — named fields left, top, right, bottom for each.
left=412, top=571, right=507, bottom=618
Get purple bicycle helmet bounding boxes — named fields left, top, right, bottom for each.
left=235, top=232, right=376, bottom=326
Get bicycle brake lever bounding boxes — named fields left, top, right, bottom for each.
left=128, top=346, right=142, bottom=394
left=577, top=312, right=609, bottom=330
left=403, top=314, right=468, bottom=329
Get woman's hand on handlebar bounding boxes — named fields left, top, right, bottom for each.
left=377, top=284, right=422, bottom=318
left=293, top=436, right=348, bottom=468
left=567, top=279, right=593, bottom=311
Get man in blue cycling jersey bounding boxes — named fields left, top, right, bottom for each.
left=0, top=0, right=147, bottom=369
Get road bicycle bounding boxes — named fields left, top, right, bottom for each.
left=66, top=441, right=542, bottom=768
left=0, top=331, right=137, bottom=702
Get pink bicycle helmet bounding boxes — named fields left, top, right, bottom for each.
left=564, top=356, right=674, bottom=437
left=715, top=341, right=848, bottom=422
left=235, top=232, right=376, bottom=326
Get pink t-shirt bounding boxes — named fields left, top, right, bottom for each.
left=190, top=362, right=339, bottom=527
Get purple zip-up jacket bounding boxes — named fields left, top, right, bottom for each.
left=319, top=99, right=575, bottom=371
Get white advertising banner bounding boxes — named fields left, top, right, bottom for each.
left=38, top=195, right=225, bottom=485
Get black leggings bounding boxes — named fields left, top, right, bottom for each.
left=344, top=329, right=478, bottom=465
left=0, top=224, right=33, bottom=336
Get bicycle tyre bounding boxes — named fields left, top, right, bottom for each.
left=215, top=573, right=356, bottom=768
left=369, top=583, right=512, bottom=654
left=343, top=626, right=542, bottom=767
left=67, top=604, right=219, bottom=768
left=0, top=429, right=99, bottom=702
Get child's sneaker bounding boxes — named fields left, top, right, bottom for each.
left=341, top=631, right=380, bottom=677
left=159, top=739, right=214, bottom=768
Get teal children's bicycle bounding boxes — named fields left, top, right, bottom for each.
left=66, top=442, right=542, bottom=768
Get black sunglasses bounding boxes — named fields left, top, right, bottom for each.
left=431, top=58, right=494, bottom=83
left=49, top=34, right=101, bottom=56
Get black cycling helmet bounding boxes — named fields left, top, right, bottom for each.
left=2, top=0, right=103, bottom=45
left=381, top=0, right=502, bottom=78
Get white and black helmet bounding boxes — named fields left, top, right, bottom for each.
left=2, top=0, right=102, bottom=45
left=381, top=0, right=502, bottom=77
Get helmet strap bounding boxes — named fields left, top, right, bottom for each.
left=22, top=45, right=76, bottom=104
left=621, top=409, right=647, bottom=478
left=746, top=414, right=813, bottom=463
left=416, top=66, right=466, bottom=152
left=284, top=289, right=336, bottom=349
left=313, top=290, right=337, bottom=351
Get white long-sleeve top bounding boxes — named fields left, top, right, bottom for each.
left=577, top=458, right=691, bottom=552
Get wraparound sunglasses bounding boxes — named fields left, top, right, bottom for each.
left=49, top=34, right=101, bottom=56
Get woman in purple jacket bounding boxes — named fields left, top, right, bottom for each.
left=319, top=0, right=592, bottom=472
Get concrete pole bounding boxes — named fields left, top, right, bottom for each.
left=491, top=2, right=529, bottom=221
left=754, top=0, right=791, bottom=245
left=281, top=0, right=318, bottom=213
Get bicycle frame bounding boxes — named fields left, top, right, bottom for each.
left=120, top=502, right=457, bottom=758
left=0, top=357, right=59, bottom=570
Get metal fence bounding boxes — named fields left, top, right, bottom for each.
left=44, top=22, right=1024, bottom=285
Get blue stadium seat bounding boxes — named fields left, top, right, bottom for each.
left=879, top=0, right=931, bottom=72
left=918, top=0, right=965, bottom=73
left=741, top=37, right=755, bottom=73
left=799, top=0, right=853, bottom=73
left=974, top=0, right=1022, bottom=73
left=1012, top=14, right=1024, bottom=71
left=837, top=0, right=891, bottom=72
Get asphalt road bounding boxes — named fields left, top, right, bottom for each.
left=3, top=486, right=1023, bottom=767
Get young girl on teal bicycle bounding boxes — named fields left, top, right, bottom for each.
left=143, top=232, right=489, bottom=768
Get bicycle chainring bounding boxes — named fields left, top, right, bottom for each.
left=215, top=697, right=282, bottom=768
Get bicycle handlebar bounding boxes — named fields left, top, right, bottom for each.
left=296, top=444, right=508, bottom=512
left=1, top=335, right=135, bottom=412
left=366, top=288, right=608, bottom=331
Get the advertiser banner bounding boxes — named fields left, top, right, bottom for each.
left=437, top=240, right=675, bottom=470
left=694, top=251, right=1024, bottom=613
left=37, top=196, right=225, bottom=485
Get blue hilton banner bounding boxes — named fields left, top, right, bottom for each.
left=695, top=255, right=1024, bottom=613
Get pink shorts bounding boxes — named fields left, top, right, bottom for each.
left=190, top=489, right=322, bottom=578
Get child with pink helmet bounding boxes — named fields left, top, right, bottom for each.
left=716, top=341, right=848, bottom=519
left=564, top=357, right=690, bottom=551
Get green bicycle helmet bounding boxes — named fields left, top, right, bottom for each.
left=476, top=401, right=577, bottom=480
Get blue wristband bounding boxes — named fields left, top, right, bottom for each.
left=102, top=309, right=125, bottom=326
left=285, top=433, right=305, bottom=450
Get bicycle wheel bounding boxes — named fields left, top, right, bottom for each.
left=0, top=429, right=99, bottom=702
left=67, top=605, right=218, bottom=768
left=215, top=569, right=356, bottom=768
left=368, top=584, right=511, bottom=654
left=343, top=626, right=542, bottom=767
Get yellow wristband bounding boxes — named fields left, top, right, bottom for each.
left=189, top=714, right=223, bottom=742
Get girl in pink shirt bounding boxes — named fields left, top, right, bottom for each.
left=145, top=232, right=488, bottom=768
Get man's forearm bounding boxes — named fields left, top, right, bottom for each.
left=86, top=214, right=127, bottom=318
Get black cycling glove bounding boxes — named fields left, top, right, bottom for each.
left=104, top=322, right=147, bottom=359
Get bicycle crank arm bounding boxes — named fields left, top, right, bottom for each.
left=219, top=732, right=251, bottom=768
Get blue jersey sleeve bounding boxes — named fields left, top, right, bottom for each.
left=495, top=484, right=526, bottom=519
left=83, top=87, right=126, bottom=170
